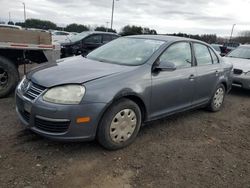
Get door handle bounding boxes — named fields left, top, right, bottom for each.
left=189, top=74, right=195, bottom=80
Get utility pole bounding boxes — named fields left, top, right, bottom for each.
left=8, top=12, right=11, bottom=23
left=229, top=24, right=236, bottom=42
left=110, top=0, right=119, bottom=30
left=22, top=2, right=27, bottom=24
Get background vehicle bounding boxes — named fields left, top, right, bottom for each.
left=26, top=28, right=48, bottom=33
left=211, top=43, right=227, bottom=56
left=60, top=31, right=120, bottom=57
left=223, top=42, right=240, bottom=51
left=0, top=27, right=60, bottom=98
left=51, top=30, right=75, bottom=43
left=221, top=42, right=241, bottom=55
left=0, top=24, right=22, bottom=30
left=16, top=35, right=232, bottom=150
left=223, top=45, right=250, bottom=89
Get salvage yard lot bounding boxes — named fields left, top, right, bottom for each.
left=0, top=87, right=250, bottom=187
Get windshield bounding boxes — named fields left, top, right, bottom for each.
left=67, top=32, right=90, bottom=43
left=227, top=46, right=250, bottom=59
left=86, top=37, right=165, bottom=66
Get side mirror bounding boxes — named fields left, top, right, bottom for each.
left=155, top=61, right=177, bottom=71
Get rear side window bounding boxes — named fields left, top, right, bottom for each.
left=194, top=43, right=213, bottom=66
left=209, top=48, right=219, bottom=63
left=112, top=35, right=119, bottom=40
left=159, top=42, right=192, bottom=68
left=103, top=35, right=112, bottom=44
left=84, top=35, right=102, bottom=44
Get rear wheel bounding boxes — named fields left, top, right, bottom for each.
left=0, top=56, right=19, bottom=98
left=207, top=84, right=225, bottom=112
left=97, top=99, right=142, bottom=150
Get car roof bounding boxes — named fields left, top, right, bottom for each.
left=83, top=31, right=119, bottom=36
left=127, top=35, right=207, bottom=44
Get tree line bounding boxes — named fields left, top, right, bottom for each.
left=13, top=18, right=157, bottom=36
left=5, top=18, right=250, bottom=44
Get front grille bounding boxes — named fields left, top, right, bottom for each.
left=24, top=83, right=46, bottom=101
left=20, top=110, right=30, bottom=123
left=233, top=69, right=243, bottom=75
left=34, top=117, right=70, bottom=133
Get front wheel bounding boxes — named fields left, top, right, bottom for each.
left=207, top=84, right=226, bottom=112
left=97, top=99, right=142, bottom=150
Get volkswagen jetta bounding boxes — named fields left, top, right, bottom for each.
left=16, top=35, right=233, bottom=150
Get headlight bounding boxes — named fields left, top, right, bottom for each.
left=17, top=76, right=27, bottom=91
left=43, top=85, right=85, bottom=104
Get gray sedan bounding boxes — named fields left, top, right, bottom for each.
left=224, top=45, right=250, bottom=89
left=16, top=35, right=232, bottom=150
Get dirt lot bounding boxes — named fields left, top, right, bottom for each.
left=0, top=84, right=250, bottom=187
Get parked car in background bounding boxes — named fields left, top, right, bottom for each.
left=60, top=31, right=120, bottom=58
left=211, top=44, right=222, bottom=53
left=221, top=42, right=241, bottom=55
left=26, top=28, right=48, bottom=33
left=16, top=35, right=232, bottom=150
left=51, top=30, right=75, bottom=43
left=224, top=42, right=240, bottom=51
left=211, top=44, right=224, bottom=56
left=0, top=24, right=22, bottom=30
left=224, top=45, right=250, bottom=89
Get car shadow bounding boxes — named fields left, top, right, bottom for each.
left=229, top=87, right=250, bottom=97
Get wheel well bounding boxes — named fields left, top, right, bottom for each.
left=221, top=81, right=227, bottom=91
left=114, top=95, right=147, bottom=122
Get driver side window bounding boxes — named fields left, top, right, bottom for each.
left=160, top=42, right=192, bottom=68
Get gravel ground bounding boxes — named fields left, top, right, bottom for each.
left=0, top=67, right=249, bottom=187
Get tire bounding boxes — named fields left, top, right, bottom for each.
left=207, top=84, right=226, bottom=112
left=97, top=99, right=142, bottom=150
left=0, top=56, right=19, bottom=98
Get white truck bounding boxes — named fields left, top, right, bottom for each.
left=0, top=28, right=60, bottom=98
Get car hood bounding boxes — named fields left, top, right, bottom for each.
left=27, top=56, right=136, bottom=88
left=223, top=57, right=250, bottom=72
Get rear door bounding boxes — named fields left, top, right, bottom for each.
left=150, top=41, right=196, bottom=118
left=192, top=43, right=222, bottom=105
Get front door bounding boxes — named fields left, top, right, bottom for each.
left=150, top=42, right=196, bottom=119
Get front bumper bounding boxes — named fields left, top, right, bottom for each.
left=15, top=92, right=107, bottom=141
left=232, top=74, right=250, bottom=89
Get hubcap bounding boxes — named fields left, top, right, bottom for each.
left=0, top=67, right=8, bottom=88
left=110, top=109, right=137, bottom=143
left=213, top=87, right=224, bottom=109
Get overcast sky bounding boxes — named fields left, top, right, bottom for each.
left=1, top=0, right=250, bottom=36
